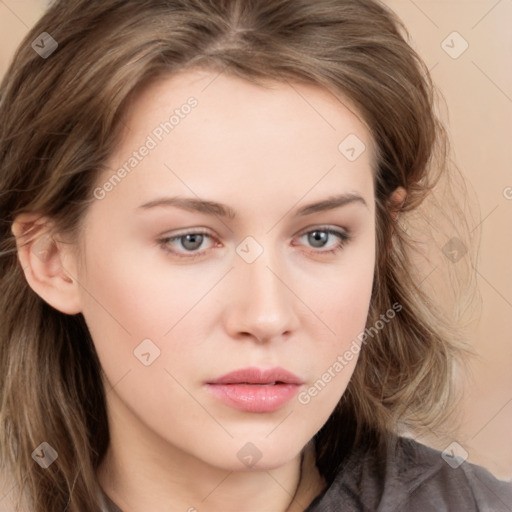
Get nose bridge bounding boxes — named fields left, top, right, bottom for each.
left=226, top=243, right=297, bottom=341
left=246, top=257, right=284, bottom=311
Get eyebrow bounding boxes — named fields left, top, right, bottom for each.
left=138, top=193, right=368, bottom=218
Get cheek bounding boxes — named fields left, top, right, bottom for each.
left=76, top=238, right=229, bottom=396
left=307, top=249, right=375, bottom=345
left=293, top=288, right=372, bottom=432
left=315, top=270, right=373, bottom=333
left=295, top=248, right=375, bottom=402
left=79, top=239, right=210, bottom=333
left=76, top=245, right=174, bottom=374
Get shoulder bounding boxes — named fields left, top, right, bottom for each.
left=307, top=435, right=512, bottom=512
left=393, top=436, right=512, bottom=511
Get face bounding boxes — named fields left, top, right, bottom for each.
left=74, top=68, right=376, bottom=471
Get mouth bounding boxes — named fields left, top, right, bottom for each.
left=205, top=367, right=304, bottom=413
left=207, top=367, right=304, bottom=386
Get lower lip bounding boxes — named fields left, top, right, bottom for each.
left=205, top=383, right=301, bottom=413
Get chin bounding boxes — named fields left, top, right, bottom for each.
left=214, top=438, right=305, bottom=472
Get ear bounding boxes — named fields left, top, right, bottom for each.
left=11, top=214, right=82, bottom=314
left=389, top=186, right=407, bottom=221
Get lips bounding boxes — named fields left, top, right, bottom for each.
left=207, top=367, right=304, bottom=386
left=205, top=367, right=304, bottom=413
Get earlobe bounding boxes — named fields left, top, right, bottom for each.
left=11, top=214, right=82, bottom=315
left=389, top=186, right=407, bottom=221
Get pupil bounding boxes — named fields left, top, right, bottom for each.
left=182, top=234, right=203, bottom=250
left=308, top=231, right=327, bottom=248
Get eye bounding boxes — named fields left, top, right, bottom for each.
left=158, top=226, right=351, bottom=260
left=295, top=227, right=351, bottom=255
left=158, top=229, right=218, bottom=259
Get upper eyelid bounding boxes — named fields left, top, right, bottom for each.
left=294, top=224, right=348, bottom=236
left=161, top=225, right=348, bottom=241
left=161, top=226, right=349, bottom=250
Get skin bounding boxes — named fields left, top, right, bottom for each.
left=13, top=68, right=398, bottom=511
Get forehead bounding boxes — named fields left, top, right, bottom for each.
left=124, top=67, right=374, bottom=158
left=100, top=68, right=376, bottom=215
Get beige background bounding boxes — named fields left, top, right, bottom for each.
left=0, top=0, right=511, bottom=479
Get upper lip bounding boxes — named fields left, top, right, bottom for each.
left=207, top=367, right=304, bottom=385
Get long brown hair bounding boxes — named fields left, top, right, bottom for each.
left=0, top=1, right=479, bottom=510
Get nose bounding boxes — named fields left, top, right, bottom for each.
left=222, top=251, right=299, bottom=344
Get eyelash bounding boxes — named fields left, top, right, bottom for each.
left=157, top=226, right=352, bottom=260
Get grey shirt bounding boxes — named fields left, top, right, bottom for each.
left=101, top=437, right=512, bottom=511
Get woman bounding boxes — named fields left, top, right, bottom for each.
left=0, top=1, right=510, bottom=511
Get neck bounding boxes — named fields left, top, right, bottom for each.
left=98, top=441, right=324, bottom=512
left=97, top=400, right=326, bottom=512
